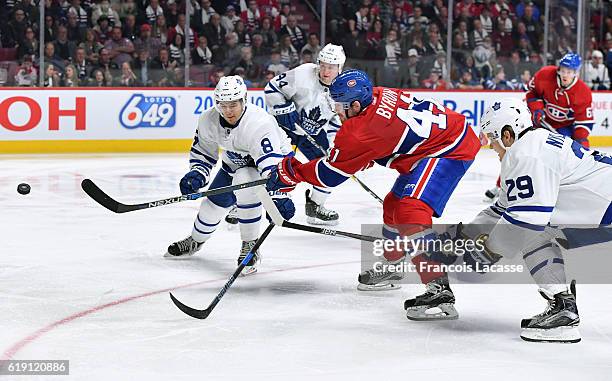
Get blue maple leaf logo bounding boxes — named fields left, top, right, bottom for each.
left=492, top=102, right=501, bottom=111
left=300, top=106, right=328, bottom=135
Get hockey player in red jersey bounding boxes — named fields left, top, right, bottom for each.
left=267, top=69, right=481, bottom=317
left=526, top=52, right=595, bottom=147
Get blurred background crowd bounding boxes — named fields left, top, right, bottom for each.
left=0, top=0, right=610, bottom=90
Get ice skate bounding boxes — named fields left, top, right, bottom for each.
left=520, top=281, right=581, bottom=343
left=238, top=240, right=261, bottom=275
left=165, top=236, right=203, bottom=258
left=357, top=257, right=404, bottom=291
left=305, top=190, right=339, bottom=226
left=404, top=276, right=458, bottom=320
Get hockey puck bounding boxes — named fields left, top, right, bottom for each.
left=17, top=183, right=31, bottom=195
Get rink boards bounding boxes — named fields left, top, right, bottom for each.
left=0, top=88, right=610, bottom=153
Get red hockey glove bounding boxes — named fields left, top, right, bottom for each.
left=572, top=127, right=590, bottom=148
left=267, top=156, right=300, bottom=193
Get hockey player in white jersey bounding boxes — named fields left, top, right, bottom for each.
left=404, top=98, right=611, bottom=343
left=166, top=76, right=295, bottom=275
left=264, top=43, right=345, bottom=225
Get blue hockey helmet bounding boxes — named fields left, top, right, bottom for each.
left=559, top=53, right=582, bottom=71
left=329, top=69, right=373, bottom=110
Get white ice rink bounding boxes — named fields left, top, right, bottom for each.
left=1, top=149, right=611, bottom=381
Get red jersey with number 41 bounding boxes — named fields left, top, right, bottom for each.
left=289, top=87, right=481, bottom=188
left=526, top=65, right=594, bottom=132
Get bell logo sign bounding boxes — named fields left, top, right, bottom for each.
left=0, top=96, right=86, bottom=132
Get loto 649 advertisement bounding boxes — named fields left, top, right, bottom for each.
left=0, top=89, right=610, bottom=153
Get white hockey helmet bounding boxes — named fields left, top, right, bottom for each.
left=480, top=98, right=533, bottom=147
left=214, top=75, right=247, bottom=117
left=318, top=43, right=346, bottom=72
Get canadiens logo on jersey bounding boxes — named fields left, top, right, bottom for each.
left=546, top=103, right=573, bottom=122
left=300, top=106, right=328, bottom=135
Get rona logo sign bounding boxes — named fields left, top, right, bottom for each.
left=120, top=94, right=176, bottom=128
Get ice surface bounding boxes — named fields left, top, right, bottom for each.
left=1, top=149, right=611, bottom=381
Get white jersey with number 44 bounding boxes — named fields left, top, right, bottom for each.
left=264, top=63, right=341, bottom=137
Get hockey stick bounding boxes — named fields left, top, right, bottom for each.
left=256, top=187, right=381, bottom=242
left=82, top=178, right=267, bottom=213
left=169, top=223, right=275, bottom=319
left=293, top=123, right=384, bottom=204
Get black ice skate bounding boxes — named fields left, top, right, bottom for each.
left=165, top=236, right=203, bottom=258
left=225, top=205, right=238, bottom=225
left=305, top=190, right=339, bottom=226
left=404, top=276, right=458, bottom=320
left=520, top=280, right=580, bottom=343
left=357, top=257, right=405, bottom=291
left=238, top=240, right=261, bottom=275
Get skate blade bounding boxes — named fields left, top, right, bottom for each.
left=306, top=216, right=339, bottom=226
left=405, top=303, right=459, bottom=321
left=240, top=266, right=258, bottom=276
left=520, top=326, right=581, bottom=343
left=164, top=253, right=193, bottom=261
left=163, top=252, right=196, bottom=259
left=357, top=282, right=402, bottom=292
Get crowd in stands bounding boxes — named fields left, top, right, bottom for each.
left=329, top=0, right=612, bottom=90
left=0, top=0, right=610, bottom=90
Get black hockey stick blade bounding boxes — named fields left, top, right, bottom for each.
left=169, top=292, right=213, bottom=319
left=169, top=224, right=275, bottom=319
left=81, top=178, right=267, bottom=213
left=81, top=178, right=125, bottom=212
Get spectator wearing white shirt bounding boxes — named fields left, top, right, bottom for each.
left=146, top=0, right=164, bottom=25
left=585, top=50, right=610, bottom=90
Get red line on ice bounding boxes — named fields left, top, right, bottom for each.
left=2, top=260, right=358, bottom=360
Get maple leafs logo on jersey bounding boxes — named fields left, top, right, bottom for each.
left=492, top=102, right=501, bottom=111
left=225, top=151, right=254, bottom=167
left=300, top=106, right=328, bottom=135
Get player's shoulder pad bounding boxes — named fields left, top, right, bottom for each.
left=243, top=104, right=278, bottom=130
left=571, top=79, right=594, bottom=101
left=198, top=106, right=220, bottom=129
left=505, top=129, right=550, bottom=161
left=292, top=63, right=318, bottom=83
left=538, top=65, right=558, bottom=77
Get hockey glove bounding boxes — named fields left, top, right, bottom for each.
left=267, top=192, right=296, bottom=221
left=532, top=109, right=545, bottom=128
left=271, top=101, right=300, bottom=131
left=462, top=234, right=503, bottom=273
left=572, top=127, right=590, bottom=148
left=180, top=169, right=208, bottom=195
left=267, top=156, right=300, bottom=193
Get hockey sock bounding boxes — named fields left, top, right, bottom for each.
left=192, top=200, right=227, bottom=242
left=234, top=167, right=264, bottom=242
left=383, top=195, right=446, bottom=283
left=522, top=241, right=568, bottom=295
left=310, top=186, right=331, bottom=205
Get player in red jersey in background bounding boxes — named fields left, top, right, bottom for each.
left=267, top=69, right=481, bottom=319
left=527, top=52, right=595, bottom=148
left=484, top=52, right=595, bottom=202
